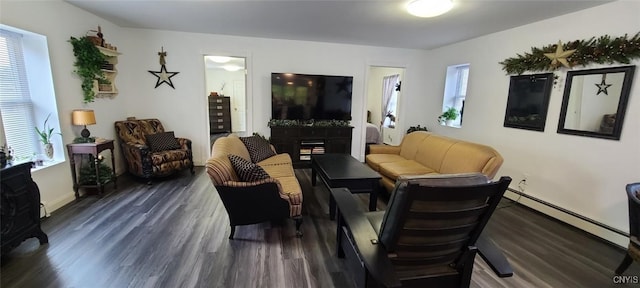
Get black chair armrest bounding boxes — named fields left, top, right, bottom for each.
left=331, top=187, right=401, bottom=288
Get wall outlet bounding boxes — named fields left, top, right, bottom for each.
left=523, top=173, right=529, bottom=182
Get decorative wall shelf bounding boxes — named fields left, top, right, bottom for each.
left=93, top=46, right=121, bottom=98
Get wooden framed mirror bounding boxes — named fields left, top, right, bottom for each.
left=557, top=66, right=635, bottom=140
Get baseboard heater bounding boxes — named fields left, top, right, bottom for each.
left=506, top=188, right=628, bottom=237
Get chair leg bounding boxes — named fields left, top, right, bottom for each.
left=229, top=225, right=236, bottom=240
left=294, top=217, right=303, bottom=238
left=615, top=254, right=633, bottom=275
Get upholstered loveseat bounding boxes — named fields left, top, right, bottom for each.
left=206, top=134, right=303, bottom=238
left=366, top=131, right=504, bottom=192
left=114, top=118, right=194, bottom=184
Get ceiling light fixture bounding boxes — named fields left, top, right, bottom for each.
left=407, top=0, right=454, bottom=18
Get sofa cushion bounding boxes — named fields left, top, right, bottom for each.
left=146, top=131, right=181, bottom=152
left=259, top=154, right=295, bottom=178
left=398, top=131, right=431, bottom=160
left=150, top=149, right=190, bottom=165
left=378, top=160, right=435, bottom=180
left=365, top=154, right=407, bottom=171
left=240, top=135, right=276, bottom=163
left=440, top=142, right=503, bottom=179
left=414, top=134, right=458, bottom=171
left=228, top=154, right=270, bottom=182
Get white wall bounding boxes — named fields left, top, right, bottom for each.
left=1, top=0, right=426, bottom=213
left=1, top=1, right=128, bottom=211
left=3, top=0, right=637, bottom=247
left=118, top=28, right=427, bottom=164
left=418, top=1, right=640, bottom=246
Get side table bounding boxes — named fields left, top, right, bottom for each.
left=66, top=140, right=117, bottom=199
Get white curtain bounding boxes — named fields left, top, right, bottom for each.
left=381, top=74, right=400, bottom=128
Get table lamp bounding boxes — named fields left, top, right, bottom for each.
left=72, top=109, right=96, bottom=138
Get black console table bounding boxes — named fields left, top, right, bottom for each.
left=270, top=126, right=353, bottom=168
left=1, top=162, right=49, bottom=255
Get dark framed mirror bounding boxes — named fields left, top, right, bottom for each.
left=557, top=66, right=635, bottom=140
left=504, top=73, right=553, bottom=131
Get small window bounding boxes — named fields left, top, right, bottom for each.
left=441, top=64, right=469, bottom=127
left=382, top=75, right=400, bottom=128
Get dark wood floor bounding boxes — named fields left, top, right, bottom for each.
left=1, top=167, right=638, bottom=287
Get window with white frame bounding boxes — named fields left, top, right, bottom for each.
left=0, top=25, right=61, bottom=162
left=441, top=64, right=469, bottom=127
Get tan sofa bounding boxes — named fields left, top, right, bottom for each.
left=206, top=135, right=303, bottom=238
left=365, top=131, right=504, bottom=193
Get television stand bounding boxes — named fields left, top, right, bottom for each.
left=270, top=126, right=353, bottom=168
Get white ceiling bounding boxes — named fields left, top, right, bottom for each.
left=66, top=0, right=612, bottom=50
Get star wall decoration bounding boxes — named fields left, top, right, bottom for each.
left=149, top=65, right=179, bottom=88
left=148, top=47, right=179, bottom=89
left=595, top=74, right=612, bottom=95
left=544, top=41, right=576, bottom=68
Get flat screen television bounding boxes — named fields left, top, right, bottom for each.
left=271, top=72, right=353, bottom=121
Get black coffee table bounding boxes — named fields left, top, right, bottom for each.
left=311, top=154, right=381, bottom=220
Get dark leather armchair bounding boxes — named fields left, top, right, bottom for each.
left=615, top=182, right=640, bottom=275
left=114, top=118, right=194, bottom=184
left=332, top=173, right=511, bottom=288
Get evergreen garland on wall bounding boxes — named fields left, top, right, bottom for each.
left=500, top=32, right=640, bottom=75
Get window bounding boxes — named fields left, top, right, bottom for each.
left=382, top=74, right=400, bottom=128
left=442, top=64, right=470, bottom=127
left=0, top=25, right=61, bottom=162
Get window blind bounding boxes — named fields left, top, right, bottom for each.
left=0, top=29, right=38, bottom=158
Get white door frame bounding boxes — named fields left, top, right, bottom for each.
left=362, top=61, right=409, bottom=160
left=202, top=51, right=253, bottom=159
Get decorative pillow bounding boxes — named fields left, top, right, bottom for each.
left=228, top=154, right=270, bottom=182
left=146, top=131, right=181, bottom=152
left=239, top=135, right=276, bottom=163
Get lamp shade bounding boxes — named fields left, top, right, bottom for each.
left=72, top=109, right=96, bottom=126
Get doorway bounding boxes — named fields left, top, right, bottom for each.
left=204, top=55, right=247, bottom=148
left=365, top=66, right=405, bottom=149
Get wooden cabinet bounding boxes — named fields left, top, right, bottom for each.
left=1, top=162, right=49, bottom=255
left=209, top=96, right=232, bottom=133
left=270, top=126, right=353, bottom=168
left=93, top=46, right=121, bottom=97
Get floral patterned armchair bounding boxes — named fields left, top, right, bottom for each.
left=114, top=118, right=194, bottom=184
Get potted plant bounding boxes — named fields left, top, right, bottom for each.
left=34, top=114, right=61, bottom=159
left=406, top=125, right=428, bottom=134
left=69, top=36, right=108, bottom=103
left=438, top=107, right=459, bottom=126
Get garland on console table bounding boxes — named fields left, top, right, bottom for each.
left=500, top=32, right=640, bottom=75
left=268, top=119, right=351, bottom=127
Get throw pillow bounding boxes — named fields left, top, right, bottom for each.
left=228, top=154, right=270, bottom=182
left=239, top=135, right=276, bottom=163
left=146, top=131, right=181, bottom=152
